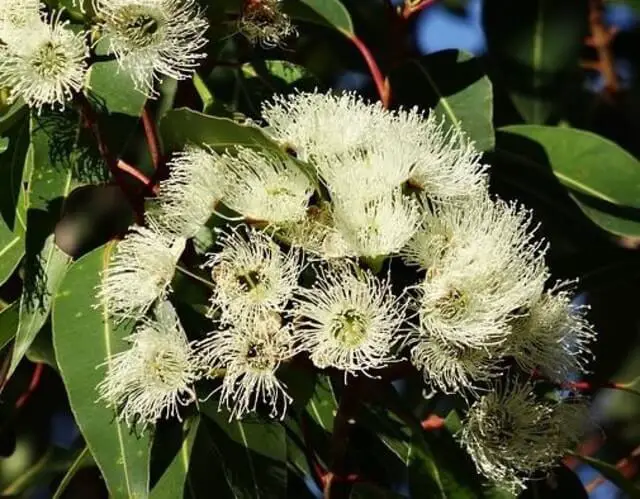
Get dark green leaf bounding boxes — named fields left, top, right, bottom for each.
left=391, top=50, right=495, bottom=151
left=283, top=0, right=354, bottom=36
left=150, top=417, right=200, bottom=499
left=568, top=453, right=640, bottom=498
left=0, top=100, right=27, bottom=135
left=0, top=302, right=19, bottom=352
left=498, top=125, right=640, bottom=236
left=53, top=243, right=152, bottom=498
left=350, top=483, right=405, bottom=498
left=201, top=402, right=288, bottom=498
left=483, top=0, right=588, bottom=124
left=0, top=118, right=28, bottom=286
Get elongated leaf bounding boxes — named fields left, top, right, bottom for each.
left=498, top=125, right=640, bottom=236
left=0, top=302, right=19, bottom=352
left=201, top=402, right=288, bottom=498
left=569, top=453, right=640, bottom=498
left=0, top=100, right=27, bottom=135
left=53, top=244, right=152, bottom=498
left=8, top=110, right=106, bottom=376
left=160, top=108, right=277, bottom=152
left=150, top=417, right=200, bottom=499
left=391, top=50, right=494, bottom=151
left=483, top=0, right=587, bottom=124
left=0, top=118, right=29, bottom=286
left=283, top=0, right=354, bottom=35
left=9, top=235, right=71, bottom=375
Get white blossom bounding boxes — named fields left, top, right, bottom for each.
left=460, top=381, right=589, bottom=493
left=156, top=146, right=226, bottom=238
left=239, top=0, right=296, bottom=48
left=0, top=11, right=88, bottom=110
left=261, top=91, right=391, bottom=161
left=293, top=263, right=406, bottom=376
left=196, top=313, right=294, bottom=420
left=261, top=91, right=486, bottom=200
left=507, top=282, right=594, bottom=381
left=0, top=0, right=42, bottom=46
left=406, top=112, right=487, bottom=199
left=219, top=147, right=313, bottom=224
left=408, top=195, right=548, bottom=349
left=204, top=226, right=301, bottom=324
left=93, top=0, right=208, bottom=96
left=402, top=194, right=546, bottom=274
left=97, top=301, right=199, bottom=427
left=97, top=222, right=186, bottom=319
left=409, top=335, right=502, bottom=395
left=332, top=190, right=421, bottom=258
left=276, top=202, right=354, bottom=260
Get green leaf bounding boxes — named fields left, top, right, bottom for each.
left=391, top=50, right=495, bottom=151
left=52, top=243, right=152, bottom=499
left=305, top=375, right=337, bottom=432
left=150, top=417, right=200, bottom=499
left=86, top=60, right=147, bottom=117
left=283, top=0, right=354, bottom=36
left=350, top=483, right=405, bottom=499
left=52, top=446, right=93, bottom=499
left=568, top=453, right=640, bottom=498
left=497, top=125, right=640, bottom=237
left=0, top=100, right=27, bottom=135
left=160, top=108, right=278, bottom=152
left=0, top=117, right=28, bottom=287
left=9, top=235, right=71, bottom=376
left=0, top=302, right=19, bottom=352
left=201, top=403, right=288, bottom=498
left=8, top=110, right=106, bottom=376
left=483, top=0, right=588, bottom=124
left=0, top=137, right=8, bottom=153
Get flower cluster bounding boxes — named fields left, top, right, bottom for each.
left=0, top=0, right=209, bottom=109
left=96, top=91, right=595, bottom=492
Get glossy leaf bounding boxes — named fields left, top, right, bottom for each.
left=283, top=0, right=354, bottom=36
left=483, top=0, right=588, bottom=124
left=150, top=417, right=200, bottom=499
left=391, top=50, right=495, bottom=151
left=0, top=302, right=19, bottom=352
left=160, top=108, right=277, bottom=152
left=53, top=243, right=152, bottom=498
left=201, top=402, right=288, bottom=498
left=86, top=60, right=147, bottom=117
left=498, top=125, right=640, bottom=236
left=0, top=118, right=28, bottom=286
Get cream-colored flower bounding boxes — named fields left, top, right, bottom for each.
left=97, top=301, right=199, bottom=427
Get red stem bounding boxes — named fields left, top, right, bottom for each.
left=421, top=414, right=445, bottom=430
left=141, top=104, right=161, bottom=172
left=117, top=160, right=158, bottom=195
left=348, top=34, right=391, bottom=108
left=15, top=363, right=44, bottom=409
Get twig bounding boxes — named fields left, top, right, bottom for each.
left=76, top=95, right=145, bottom=221
left=401, top=0, right=439, bottom=20
left=585, top=444, right=640, bottom=493
left=117, top=159, right=158, bottom=194
left=585, top=0, right=619, bottom=97
left=15, top=363, right=44, bottom=409
left=141, top=103, right=161, bottom=171
left=347, top=35, right=391, bottom=108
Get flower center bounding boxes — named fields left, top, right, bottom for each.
left=119, top=7, right=163, bottom=48
left=435, top=288, right=468, bottom=321
left=31, top=42, right=68, bottom=78
left=236, top=268, right=262, bottom=291
left=245, top=340, right=273, bottom=370
left=330, top=308, right=368, bottom=348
